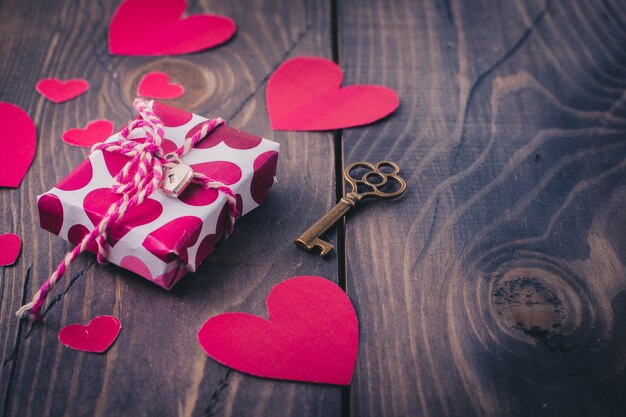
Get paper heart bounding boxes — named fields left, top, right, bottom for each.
left=137, top=71, right=185, bottom=99
left=0, top=102, right=36, bottom=188
left=36, top=78, right=89, bottom=103
left=58, top=315, right=121, bottom=353
left=109, top=0, right=236, bottom=56
left=267, top=56, right=399, bottom=131
left=0, top=233, right=21, bottom=266
left=198, top=276, right=359, bottom=385
left=62, top=119, right=114, bottom=148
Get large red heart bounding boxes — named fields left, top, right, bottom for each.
left=0, top=233, right=21, bottom=266
left=137, top=71, right=185, bottom=99
left=0, top=102, right=36, bottom=188
left=198, top=276, right=359, bottom=385
left=109, top=0, right=236, bottom=56
left=62, top=119, right=114, bottom=148
left=266, top=56, right=399, bottom=131
left=58, top=315, right=121, bottom=353
left=36, top=78, right=89, bottom=103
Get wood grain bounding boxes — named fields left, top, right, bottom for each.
left=4, top=0, right=626, bottom=415
left=339, top=0, right=626, bottom=416
left=0, top=1, right=341, bottom=416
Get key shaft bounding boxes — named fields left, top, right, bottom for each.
left=294, top=193, right=360, bottom=256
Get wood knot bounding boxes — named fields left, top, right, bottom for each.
left=489, top=263, right=584, bottom=352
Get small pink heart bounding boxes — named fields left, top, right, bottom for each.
left=36, top=78, right=89, bottom=103
left=62, top=119, right=114, bottom=148
left=58, top=315, right=121, bottom=353
left=0, top=233, right=21, bottom=266
left=109, top=0, right=236, bottom=56
left=137, top=71, right=185, bottom=99
left=198, top=276, right=359, bottom=385
left=267, top=56, right=399, bottom=131
left=0, top=102, right=36, bottom=188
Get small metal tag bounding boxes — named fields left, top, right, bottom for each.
left=161, top=163, right=193, bottom=197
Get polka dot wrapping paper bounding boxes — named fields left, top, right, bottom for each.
left=37, top=102, right=279, bottom=289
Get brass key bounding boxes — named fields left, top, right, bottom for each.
left=295, top=161, right=407, bottom=256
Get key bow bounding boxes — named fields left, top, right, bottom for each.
left=344, top=161, right=407, bottom=200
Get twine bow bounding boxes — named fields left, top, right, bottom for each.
left=17, top=99, right=239, bottom=320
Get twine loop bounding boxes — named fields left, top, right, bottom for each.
left=16, top=99, right=239, bottom=320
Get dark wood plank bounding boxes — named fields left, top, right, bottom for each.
left=339, top=0, right=626, bottom=415
left=0, top=1, right=341, bottom=416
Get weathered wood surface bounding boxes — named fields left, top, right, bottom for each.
left=2, top=0, right=626, bottom=416
left=340, top=0, right=626, bottom=416
left=0, top=1, right=341, bottom=417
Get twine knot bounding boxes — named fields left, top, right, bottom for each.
left=16, top=99, right=239, bottom=321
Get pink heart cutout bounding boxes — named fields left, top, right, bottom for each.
left=62, top=119, right=114, bottom=148
left=36, top=78, right=89, bottom=103
left=137, top=71, right=185, bottom=99
left=0, top=233, right=21, bottom=266
left=198, top=276, right=359, bottom=385
left=58, top=315, right=121, bottom=353
left=109, top=0, right=236, bottom=56
left=267, top=56, right=399, bottom=131
left=0, top=102, right=36, bottom=188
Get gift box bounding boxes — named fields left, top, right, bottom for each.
left=37, top=101, right=279, bottom=289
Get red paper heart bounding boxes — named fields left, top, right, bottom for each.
left=109, top=0, right=236, bottom=56
left=0, top=102, right=36, bottom=188
left=198, top=276, right=359, bottom=385
left=62, top=119, right=114, bottom=148
left=137, top=71, right=185, bottom=99
left=36, top=78, right=89, bottom=103
left=0, top=233, right=21, bottom=266
left=58, top=315, right=121, bottom=353
left=267, top=56, right=399, bottom=131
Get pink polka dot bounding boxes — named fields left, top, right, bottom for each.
left=38, top=194, right=63, bottom=235
left=103, top=150, right=130, bottom=178
left=161, top=138, right=177, bottom=154
left=193, top=124, right=262, bottom=150
left=67, top=224, right=98, bottom=253
left=178, top=186, right=218, bottom=207
left=178, top=161, right=242, bottom=207
left=187, top=122, right=215, bottom=147
left=194, top=205, right=229, bottom=268
left=193, top=161, right=242, bottom=185
left=143, top=216, right=203, bottom=264
left=152, top=101, right=192, bottom=127
left=120, top=256, right=152, bottom=280
left=84, top=188, right=163, bottom=245
left=56, top=158, right=93, bottom=191
left=251, top=151, right=278, bottom=204
left=154, top=266, right=187, bottom=290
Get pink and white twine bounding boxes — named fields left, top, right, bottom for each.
left=16, top=99, right=239, bottom=320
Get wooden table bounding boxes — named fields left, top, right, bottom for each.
left=2, top=0, right=626, bottom=416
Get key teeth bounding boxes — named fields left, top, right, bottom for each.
left=294, top=238, right=334, bottom=256
left=313, top=238, right=334, bottom=257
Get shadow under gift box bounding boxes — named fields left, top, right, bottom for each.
left=36, top=102, right=280, bottom=289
